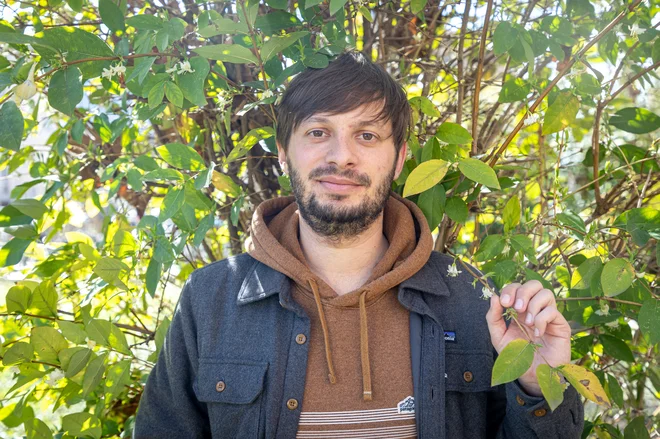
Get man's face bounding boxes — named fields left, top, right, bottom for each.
left=278, top=103, right=407, bottom=241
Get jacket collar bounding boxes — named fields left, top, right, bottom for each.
left=236, top=253, right=450, bottom=306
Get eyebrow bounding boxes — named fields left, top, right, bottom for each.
left=303, top=116, right=386, bottom=130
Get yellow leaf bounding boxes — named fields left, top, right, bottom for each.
left=211, top=171, right=241, bottom=198
left=402, top=159, right=449, bottom=198
left=560, top=364, right=611, bottom=407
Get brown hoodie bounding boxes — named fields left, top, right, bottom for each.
left=247, top=192, right=432, bottom=438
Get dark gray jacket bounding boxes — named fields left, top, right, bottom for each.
left=134, top=251, right=584, bottom=438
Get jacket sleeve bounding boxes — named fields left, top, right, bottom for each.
left=133, top=276, right=210, bottom=438
left=487, top=374, right=584, bottom=438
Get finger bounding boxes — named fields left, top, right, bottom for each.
left=499, top=283, right=522, bottom=308
left=523, top=289, right=555, bottom=327
left=533, top=306, right=563, bottom=338
left=486, top=294, right=507, bottom=348
left=510, top=280, right=544, bottom=313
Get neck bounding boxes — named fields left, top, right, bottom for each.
left=298, top=213, right=389, bottom=295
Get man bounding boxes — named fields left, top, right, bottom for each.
left=134, top=52, right=583, bottom=438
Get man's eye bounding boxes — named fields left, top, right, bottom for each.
left=310, top=130, right=325, bottom=137
left=361, top=133, right=375, bottom=141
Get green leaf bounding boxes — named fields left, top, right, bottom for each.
left=458, top=158, right=500, bottom=189
left=85, top=319, right=131, bottom=354
left=491, top=339, right=535, bottom=386
left=62, top=412, right=102, bottom=439
left=601, top=258, right=635, bottom=297
left=104, top=359, right=132, bottom=401
left=30, top=326, right=68, bottom=364
left=193, top=44, right=258, bottom=64
left=30, top=281, right=58, bottom=317
left=599, top=334, right=634, bottom=362
left=624, top=416, right=651, bottom=439
left=112, top=229, right=136, bottom=258
left=0, top=32, right=57, bottom=49
left=256, top=11, right=301, bottom=34
left=99, top=0, right=125, bottom=32
left=359, top=5, right=373, bottom=22
left=48, top=67, right=83, bottom=115
left=575, top=73, right=601, bottom=96
left=436, top=122, right=472, bottom=144
left=59, top=347, right=92, bottom=377
left=211, top=171, right=241, bottom=197
left=445, top=196, right=468, bottom=224
left=610, top=107, right=660, bottom=134
left=411, top=0, right=427, bottom=14
left=198, top=18, right=248, bottom=37
left=227, top=127, right=275, bottom=162
left=475, top=235, right=505, bottom=262
left=126, top=15, right=163, bottom=30
left=176, top=57, right=210, bottom=107
left=571, top=256, right=602, bottom=290
left=329, top=0, right=348, bottom=15
left=6, top=285, right=31, bottom=313
left=0, top=238, right=31, bottom=267
left=146, top=258, right=162, bottom=297
left=498, top=78, right=531, bottom=103
left=11, top=199, right=48, bottom=219
left=148, top=81, right=165, bottom=109
left=93, top=257, right=129, bottom=285
left=638, top=299, right=660, bottom=345
left=560, top=363, right=610, bottom=407
left=410, top=96, right=440, bottom=118
left=260, top=31, right=308, bottom=62
left=493, top=22, right=518, bottom=55
left=536, top=364, right=564, bottom=411
left=24, top=417, right=52, bottom=439
left=82, top=353, right=106, bottom=397
left=303, top=53, right=329, bottom=68
left=58, top=321, right=88, bottom=344
left=402, top=160, right=450, bottom=198
left=542, top=91, right=579, bottom=135
left=157, top=143, right=205, bottom=171
left=36, top=27, right=114, bottom=80
left=502, top=195, right=520, bottom=232
left=159, top=187, right=185, bottom=221
left=2, top=342, right=34, bottom=366
left=0, top=101, right=24, bottom=151
left=557, top=211, right=586, bottom=239
left=653, top=38, right=660, bottom=64
left=164, top=81, right=183, bottom=107
left=417, top=184, right=445, bottom=231
left=605, top=374, right=624, bottom=408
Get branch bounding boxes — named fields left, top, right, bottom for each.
left=604, top=59, right=660, bottom=105
left=471, top=0, right=494, bottom=154
left=486, top=0, right=644, bottom=167
left=455, top=0, right=471, bottom=124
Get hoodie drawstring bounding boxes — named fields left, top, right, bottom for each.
left=359, top=291, right=373, bottom=401
left=307, top=279, right=373, bottom=401
left=308, top=279, right=337, bottom=384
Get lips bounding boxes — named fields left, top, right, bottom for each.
left=318, top=177, right=361, bottom=186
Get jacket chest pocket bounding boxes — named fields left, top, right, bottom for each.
left=194, top=359, right=268, bottom=438
left=444, top=350, right=492, bottom=392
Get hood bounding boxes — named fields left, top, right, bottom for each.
left=247, top=191, right=433, bottom=400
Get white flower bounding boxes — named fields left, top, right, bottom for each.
left=447, top=263, right=462, bottom=277
left=262, top=89, right=274, bottom=99
left=86, top=337, right=97, bottom=349
left=595, top=301, right=609, bottom=316
left=113, top=64, right=126, bottom=76
left=177, top=60, right=194, bottom=74
left=9, top=366, right=20, bottom=375
left=13, top=62, right=38, bottom=103
left=166, top=65, right=178, bottom=74
left=502, top=244, right=510, bottom=254
left=605, top=320, right=620, bottom=328
left=45, top=369, right=65, bottom=386
left=523, top=112, right=540, bottom=127
left=635, top=271, right=645, bottom=279
left=102, top=67, right=114, bottom=80
left=629, top=23, right=640, bottom=38
left=480, top=286, right=494, bottom=300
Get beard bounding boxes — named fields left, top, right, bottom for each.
left=288, top=160, right=395, bottom=242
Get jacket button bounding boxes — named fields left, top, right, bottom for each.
left=516, top=395, right=525, bottom=406
left=215, top=381, right=226, bottom=392
left=287, top=399, right=299, bottom=410
left=534, top=408, right=547, bottom=417
left=295, top=334, right=307, bottom=344
left=463, top=371, right=474, bottom=382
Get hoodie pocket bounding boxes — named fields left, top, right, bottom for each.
left=194, top=359, right=268, bottom=438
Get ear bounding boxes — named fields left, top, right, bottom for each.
left=393, top=142, right=408, bottom=180
left=276, top=141, right=287, bottom=173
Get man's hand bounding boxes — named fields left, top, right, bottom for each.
left=485, top=280, right=572, bottom=397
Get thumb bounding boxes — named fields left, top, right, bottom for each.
left=486, top=294, right=507, bottom=351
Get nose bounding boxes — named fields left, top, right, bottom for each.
left=325, top=132, right=358, bottom=169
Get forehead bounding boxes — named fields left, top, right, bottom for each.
left=298, top=103, right=391, bottom=130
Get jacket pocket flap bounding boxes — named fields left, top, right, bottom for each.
left=195, top=359, right=268, bottom=404
left=445, top=350, right=492, bottom=392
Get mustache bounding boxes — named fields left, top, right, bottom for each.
left=308, top=166, right=371, bottom=186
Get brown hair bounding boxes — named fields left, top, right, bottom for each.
left=276, top=51, right=411, bottom=153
